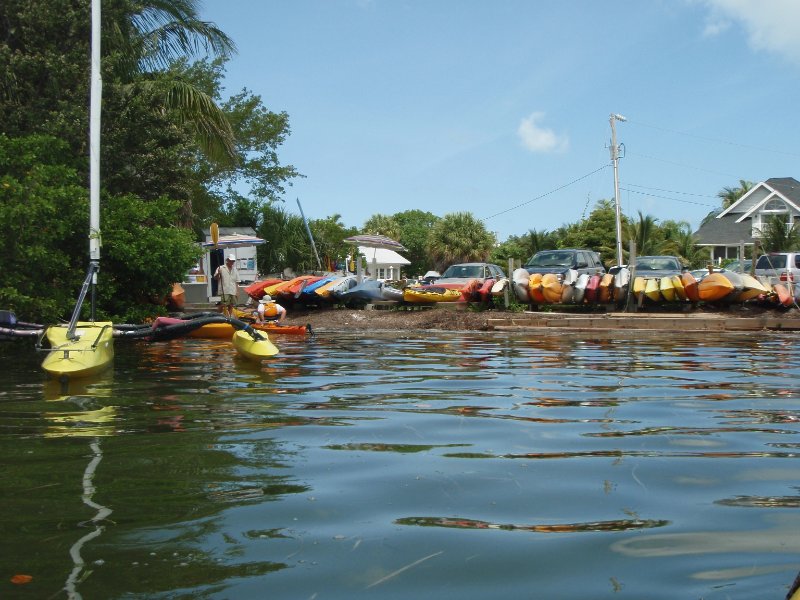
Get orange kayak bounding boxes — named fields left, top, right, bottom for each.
left=187, top=321, right=309, bottom=338
left=598, top=273, right=614, bottom=303
left=697, top=273, right=735, bottom=302
left=528, top=273, right=546, bottom=303
left=681, top=272, right=700, bottom=302
left=541, top=274, right=562, bottom=304
left=772, top=283, right=793, bottom=307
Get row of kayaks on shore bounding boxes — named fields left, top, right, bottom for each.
left=246, top=269, right=799, bottom=308
left=511, top=268, right=799, bottom=307
left=244, top=275, right=500, bottom=305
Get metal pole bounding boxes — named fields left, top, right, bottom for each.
left=610, top=113, right=626, bottom=268
left=296, top=198, right=323, bottom=271
left=88, top=0, right=102, bottom=320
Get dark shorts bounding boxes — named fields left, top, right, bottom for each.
left=220, top=293, right=236, bottom=305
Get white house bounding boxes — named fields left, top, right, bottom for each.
left=358, top=246, right=410, bottom=281
left=694, top=177, right=800, bottom=262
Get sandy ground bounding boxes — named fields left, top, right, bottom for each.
left=279, top=302, right=800, bottom=333
left=282, top=305, right=495, bottom=332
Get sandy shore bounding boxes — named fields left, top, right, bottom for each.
left=283, top=305, right=493, bottom=332
left=281, top=303, right=800, bottom=333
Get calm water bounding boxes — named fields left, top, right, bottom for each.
left=1, top=330, right=800, bottom=599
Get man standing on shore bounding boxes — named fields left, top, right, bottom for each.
left=215, top=253, right=239, bottom=317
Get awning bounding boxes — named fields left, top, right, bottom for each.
left=201, top=234, right=266, bottom=249
left=343, top=234, right=406, bottom=252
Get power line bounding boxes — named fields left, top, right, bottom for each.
left=626, top=119, right=800, bottom=159
left=619, top=186, right=717, bottom=208
left=484, top=165, right=609, bottom=221
left=624, top=150, right=743, bottom=179
left=623, top=182, right=717, bottom=199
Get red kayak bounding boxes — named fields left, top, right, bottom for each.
left=477, top=278, right=495, bottom=303
left=253, top=322, right=311, bottom=336
left=584, top=274, right=601, bottom=303
left=245, top=279, right=282, bottom=300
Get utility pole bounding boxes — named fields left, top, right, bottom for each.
left=610, top=113, right=626, bottom=267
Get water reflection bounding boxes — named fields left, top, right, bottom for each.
left=1, top=331, right=800, bottom=598
left=396, top=515, right=669, bottom=533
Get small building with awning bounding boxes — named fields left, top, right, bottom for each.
left=183, top=226, right=266, bottom=305
left=357, top=246, right=411, bottom=281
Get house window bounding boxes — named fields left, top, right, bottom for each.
left=376, top=267, right=387, bottom=280
left=764, top=198, right=788, bottom=212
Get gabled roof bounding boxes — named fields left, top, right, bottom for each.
left=719, top=177, right=800, bottom=220
left=358, top=246, right=410, bottom=265
left=693, top=214, right=755, bottom=246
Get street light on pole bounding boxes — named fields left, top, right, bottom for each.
left=609, top=113, right=626, bottom=268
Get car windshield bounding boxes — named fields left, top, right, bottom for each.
left=526, top=252, right=574, bottom=268
left=756, top=255, right=787, bottom=269
left=635, top=257, right=679, bottom=271
left=441, top=265, right=483, bottom=278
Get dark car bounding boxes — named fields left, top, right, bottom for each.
left=631, top=255, right=686, bottom=278
left=524, top=249, right=605, bottom=279
left=435, top=262, right=506, bottom=285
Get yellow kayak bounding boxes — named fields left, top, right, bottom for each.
left=644, top=278, right=661, bottom=302
left=232, top=329, right=279, bottom=360
left=41, top=321, right=115, bottom=380
left=738, top=273, right=769, bottom=302
left=659, top=276, right=676, bottom=301
left=671, top=275, right=687, bottom=301
left=403, top=287, right=462, bottom=303
left=632, top=276, right=647, bottom=302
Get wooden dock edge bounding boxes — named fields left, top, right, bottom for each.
left=485, top=312, right=800, bottom=332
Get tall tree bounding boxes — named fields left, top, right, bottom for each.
left=561, top=199, right=621, bottom=265
left=757, top=215, right=800, bottom=252
left=362, top=214, right=401, bottom=241
left=427, top=212, right=494, bottom=271
left=390, top=210, right=439, bottom=277
left=717, top=179, right=754, bottom=209
left=625, top=211, right=661, bottom=256
left=257, top=203, right=308, bottom=276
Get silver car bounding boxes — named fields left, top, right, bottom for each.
left=435, top=262, right=506, bottom=285
left=754, top=252, right=800, bottom=285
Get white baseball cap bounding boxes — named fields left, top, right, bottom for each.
left=227, top=253, right=236, bottom=261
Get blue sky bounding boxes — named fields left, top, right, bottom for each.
left=200, top=0, right=800, bottom=242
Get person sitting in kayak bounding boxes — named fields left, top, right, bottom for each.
left=255, top=295, right=286, bottom=324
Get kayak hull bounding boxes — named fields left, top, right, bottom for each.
left=232, top=330, right=279, bottom=360
left=41, top=322, right=115, bottom=380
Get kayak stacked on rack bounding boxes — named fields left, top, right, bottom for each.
left=510, top=267, right=794, bottom=307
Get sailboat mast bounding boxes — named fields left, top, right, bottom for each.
left=89, top=0, right=102, bottom=319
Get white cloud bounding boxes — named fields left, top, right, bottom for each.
left=517, top=112, right=568, bottom=154
left=701, top=18, right=730, bottom=38
left=700, top=0, right=800, bottom=64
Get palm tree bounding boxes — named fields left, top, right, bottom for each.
left=521, top=229, right=558, bottom=260
left=107, top=0, right=238, bottom=162
left=625, top=211, right=660, bottom=256
left=756, top=215, right=800, bottom=253
left=660, top=223, right=709, bottom=268
left=427, top=212, right=495, bottom=271
left=362, top=214, right=402, bottom=241
left=258, top=203, right=309, bottom=275
left=717, top=180, right=754, bottom=209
